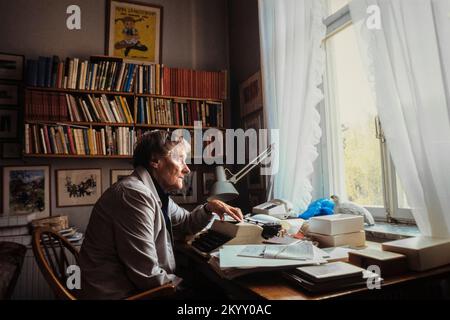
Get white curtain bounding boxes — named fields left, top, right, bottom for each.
left=258, top=0, right=326, bottom=212
left=350, top=0, right=450, bottom=236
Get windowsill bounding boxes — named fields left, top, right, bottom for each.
left=365, top=222, right=420, bottom=242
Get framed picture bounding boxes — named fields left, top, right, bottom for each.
left=0, top=53, right=24, bottom=81
left=1, top=142, right=22, bottom=159
left=170, top=171, right=197, bottom=204
left=2, top=165, right=50, bottom=218
left=110, top=169, right=133, bottom=184
left=202, top=172, right=216, bottom=196
left=56, top=169, right=102, bottom=207
left=239, top=71, right=263, bottom=117
left=244, top=112, right=265, bottom=189
left=0, top=109, right=18, bottom=140
left=107, top=0, right=163, bottom=64
left=0, top=84, right=19, bottom=105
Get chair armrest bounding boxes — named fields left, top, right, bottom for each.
left=126, top=283, right=177, bottom=300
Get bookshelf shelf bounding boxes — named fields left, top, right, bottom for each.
left=26, top=86, right=135, bottom=97
left=25, top=120, right=135, bottom=127
left=23, top=154, right=132, bottom=159
left=26, top=86, right=225, bottom=103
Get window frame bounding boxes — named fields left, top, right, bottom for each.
left=321, top=4, right=415, bottom=224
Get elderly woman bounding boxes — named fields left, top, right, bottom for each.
left=79, top=130, right=243, bottom=299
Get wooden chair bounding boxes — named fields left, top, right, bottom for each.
left=32, top=227, right=176, bottom=300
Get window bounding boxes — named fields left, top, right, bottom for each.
left=322, top=1, right=413, bottom=222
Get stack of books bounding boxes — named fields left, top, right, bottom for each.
left=282, top=261, right=381, bottom=293
left=307, top=214, right=366, bottom=248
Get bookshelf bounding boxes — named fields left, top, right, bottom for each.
left=23, top=55, right=228, bottom=159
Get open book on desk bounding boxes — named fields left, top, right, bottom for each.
left=219, top=244, right=328, bottom=269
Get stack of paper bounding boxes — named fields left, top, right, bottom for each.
left=282, top=261, right=382, bottom=293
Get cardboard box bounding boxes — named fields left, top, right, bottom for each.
left=309, top=230, right=366, bottom=248
left=348, top=248, right=407, bottom=277
left=309, top=214, right=364, bottom=235
left=381, top=236, right=450, bottom=271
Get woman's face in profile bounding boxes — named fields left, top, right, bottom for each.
left=155, top=144, right=190, bottom=192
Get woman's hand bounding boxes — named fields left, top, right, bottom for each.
left=205, top=199, right=243, bottom=222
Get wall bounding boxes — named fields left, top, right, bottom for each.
left=0, top=0, right=229, bottom=231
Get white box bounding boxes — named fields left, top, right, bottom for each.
left=309, top=230, right=366, bottom=248
left=381, top=236, right=450, bottom=271
left=308, top=214, right=364, bottom=235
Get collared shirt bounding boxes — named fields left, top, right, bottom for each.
left=78, top=166, right=213, bottom=299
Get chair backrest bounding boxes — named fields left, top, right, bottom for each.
left=32, top=227, right=80, bottom=300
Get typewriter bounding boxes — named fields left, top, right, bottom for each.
left=188, top=218, right=282, bottom=257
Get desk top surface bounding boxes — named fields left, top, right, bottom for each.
left=177, top=241, right=450, bottom=300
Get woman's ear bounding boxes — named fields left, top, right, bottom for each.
left=149, top=159, right=160, bottom=169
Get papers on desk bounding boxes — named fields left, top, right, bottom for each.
left=238, top=241, right=314, bottom=260
left=219, top=243, right=328, bottom=269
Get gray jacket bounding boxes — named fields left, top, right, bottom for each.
left=78, top=166, right=212, bottom=299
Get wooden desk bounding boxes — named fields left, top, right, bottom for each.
left=175, top=243, right=450, bottom=300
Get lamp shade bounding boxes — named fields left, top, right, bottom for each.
left=207, top=166, right=239, bottom=202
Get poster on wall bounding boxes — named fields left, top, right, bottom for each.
left=107, top=0, right=162, bottom=64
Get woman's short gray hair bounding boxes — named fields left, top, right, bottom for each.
left=133, top=130, right=190, bottom=169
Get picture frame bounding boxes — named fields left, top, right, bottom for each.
left=1, top=142, right=22, bottom=159
left=110, top=169, right=133, bottom=184
left=2, top=165, right=50, bottom=218
left=0, top=53, right=24, bottom=81
left=170, top=171, right=197, bottom=204
left=239, top=71, right=263, bottom=117
left=0, top=109, right=19, bottom=140
left=244, top=112, right=265, bottom=189
left=202, top=172, right=216, bottom=196
left=0, top=84, right=19, bottom=105
left=106, top=0, right=163, bottom=64
left=56, top=169, right=102, bottom=207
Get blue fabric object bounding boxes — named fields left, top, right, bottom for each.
left=298, top=198, right=335, bottom=220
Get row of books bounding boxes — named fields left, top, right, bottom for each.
left=65, top=94, right=133, bottom=124
left=26, top=56, right=136, bottom=93
left=26, top=56, right=227, bottom=99
left=24, top=124, right=145, bottom=156
left=25, top=91, right=224, bottom=127
left=134, top=97, right=224, bottom=127
left=25, top=91, right=70, bottom=121
left=137, top=65, right=227, bottom=100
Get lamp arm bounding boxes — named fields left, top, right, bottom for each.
left=229, top=146, right=272, bottom=184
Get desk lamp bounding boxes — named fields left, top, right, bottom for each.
left=207, top=144, right=274, bottom=202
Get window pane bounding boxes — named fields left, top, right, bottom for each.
left=396, top=174, right=410, bottom=209
left=326, top=25, right=384, bottom=206
left=327, top=0, right=350, bottom=15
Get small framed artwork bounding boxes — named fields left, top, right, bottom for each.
left=1, top=142, right=22, bottom=159
left=239, top=71, right=263, bottom=117
left=247, top=168, right=264, bottom=190
left=3, top=165, right=50, bottom=218
left=0, top=84, right=19, bottom=105
left=202, top=172, right=216, bottom=196
left=56, top=169, right=102, bottom=207
left=0, top=53, right=24, bottom=81
left=107, top=0, right=163, bottom=64
left=0, top=109, right=18, bottom=140
left=170, top=171, right=197, bottom=204
left=243, top=111, right=264, bottom=161
left=110, top=169, right=133, bottom=184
